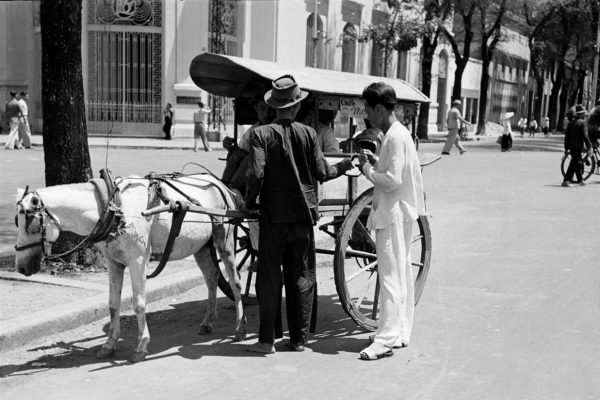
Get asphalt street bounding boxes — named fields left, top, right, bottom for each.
left=1, top=135, right=599, bottom=399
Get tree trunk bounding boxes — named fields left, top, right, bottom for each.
left=534, top=75, right=544, bottom=123
left=41, top=0, right=92, bottom=187
left=548, top=65, right=564, bottom=131
left=417, top=35, right=437, bottom=140
left=476, top=59, right=490, bottom=135
left=558, top=72, right=572, bottom=131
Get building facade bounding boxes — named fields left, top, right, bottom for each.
left=4, top=0, right=532, bottom=138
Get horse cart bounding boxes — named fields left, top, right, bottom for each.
left=150, top=53, right=437, bottom=332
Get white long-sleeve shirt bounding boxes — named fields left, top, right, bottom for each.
left=362, top=121, right=425, bottom=229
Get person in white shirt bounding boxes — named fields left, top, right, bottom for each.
left=193, top=101, right=212, bottom=152
left=357, top=82, right=425, bottom=360
left=18, top=92, right=32, bottom=148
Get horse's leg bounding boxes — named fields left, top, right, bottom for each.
left=193, top=247, right=219, bottom=335
left=97, top=259, right=125, bottom=359
left=128, top=247, right=152, bottom=363
left=213, top=223, right=246, bottom=342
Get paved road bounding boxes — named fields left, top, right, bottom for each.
left=2, top=136, right=600, bottom=399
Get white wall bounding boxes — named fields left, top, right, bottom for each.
left=276, top=1, right=308, bottom=66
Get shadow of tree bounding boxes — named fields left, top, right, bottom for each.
left=0, top=293, right=372, bottom=377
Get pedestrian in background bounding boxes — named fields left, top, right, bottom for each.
left=4, top=91, right=23, bottom=150
left=18, top=91, right=31, bottom=148
left=518, top=117, right=527, bottom=137
left=441, top=99, right=470, bottom=155
left=162, top=103, right=173, bottom=140
left=500, top=112, right=514, bottom=152
left=541, top=116, right=550, bottom=136
left=357, top=82, right=425, bottom=360
left=562, top=104, right=592, bottom=187
left=245, top=74, right=352, bottom=354
left=528, top=119, right=538, bottom=138
left=193, top=101, right=212, bottom=152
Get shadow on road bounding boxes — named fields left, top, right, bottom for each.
left=0, top=293, right=370, bottom=377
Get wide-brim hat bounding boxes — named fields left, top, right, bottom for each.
left=501, top=111, right=514, bottom=120
left=264, top=74, right=309, bottom=109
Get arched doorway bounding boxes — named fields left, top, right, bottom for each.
left=436, top=51, right=448, bottom=129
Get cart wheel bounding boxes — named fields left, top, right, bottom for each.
left=561, top=151, right=596, bottom=181
left=213, top=222, right=258, bottom=305
left=333, top=188, right=431, bottom=331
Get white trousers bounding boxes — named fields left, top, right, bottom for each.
left=373, top=218, right=415, bottom=348
left=19, top=117, right=31, bottom=148
left=4, top=118, right=22, bottom=149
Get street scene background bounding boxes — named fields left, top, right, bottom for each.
left=1, top=136, right=599, bottom=399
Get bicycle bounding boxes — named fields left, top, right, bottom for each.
left=560, top=141, right=599, bottom=182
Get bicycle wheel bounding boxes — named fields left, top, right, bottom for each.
left=333, top=188, right=432, bottom=332
left=561, top=151, right=595, bottom=181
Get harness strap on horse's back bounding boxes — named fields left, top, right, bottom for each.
left=88, top=168, right=124, bottom=243
left=146, top=201, right=189, bottom=279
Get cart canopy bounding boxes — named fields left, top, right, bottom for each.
left=189, top=52, right=430, bottom=104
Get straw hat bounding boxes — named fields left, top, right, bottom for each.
left=264, top=75, right=309, bottom=109
left=501, top=111, right=514, bottom=120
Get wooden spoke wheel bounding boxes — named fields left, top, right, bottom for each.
left=213, top=222, right=258, bottom=305
left=333, top=188, right=432, bottom=331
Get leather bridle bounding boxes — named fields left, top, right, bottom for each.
left=14, top=188, right=62, bottom=257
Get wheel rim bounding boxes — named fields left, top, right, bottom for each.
left=333, top=188, right=431, bottom=331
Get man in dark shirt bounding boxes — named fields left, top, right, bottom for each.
left=4, top=91, right=23, bottom=149
left=245, top=75, right=352, bottom=354
left=562, top=104, right=592, bottom=187
left=587, top=99, right=600, bottom=146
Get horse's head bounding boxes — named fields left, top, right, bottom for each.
left=14, top=189, right=61, bottom=276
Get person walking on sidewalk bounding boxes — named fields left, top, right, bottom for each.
left=356, top=82, right=425, bottom=360
left=562, top=104, right=592, bottom=187
left=541, top=116, right=550, bottom=136
left=500, top=112, right=514, bottom=152
left=162, top=103, right=173, bottom=140
left=245, top=74, right=352, bottom=354
left=442, top=99, right=470, bottom=155
left=518, top=117, right=527, bottom=137
left=18, top=91, right=32, bottom=148
left=528, top=119, right=538, bottom=138
left=4, top=91, right=24, bottom=150
left=193, top=101, right=212, bottom=152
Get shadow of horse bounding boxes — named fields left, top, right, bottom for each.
left=0, top=293, right=371, bottom=377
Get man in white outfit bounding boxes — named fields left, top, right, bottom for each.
left=357, top=82, right=425, bottom=360
left=18, top=91, right=32, bottom=148
left=4, top=91, right=23, bottom=150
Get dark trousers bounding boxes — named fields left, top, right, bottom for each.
left=257, top=219, right=316, bottom=345
left=565, top=149, right=583, bottom=182
left=501, top=134, right=512, bottom=150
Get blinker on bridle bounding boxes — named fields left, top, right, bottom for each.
left=14, top=186, right=62, bottom=256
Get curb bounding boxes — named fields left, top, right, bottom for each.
left=0, top=268, right=205, bottom=353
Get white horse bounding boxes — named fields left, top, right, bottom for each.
left=14, top=174, right=245, bottom=362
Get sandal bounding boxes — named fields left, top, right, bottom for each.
left=359, top=343, right=393, bottom=361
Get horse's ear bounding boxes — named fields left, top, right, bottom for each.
left=16, top=188, right=25, bottom=203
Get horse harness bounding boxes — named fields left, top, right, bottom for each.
left=15, top=169, right=235, bottom=277
left=15, top=168, right=125, bottom=260
left=144, top=171, right=234, bottom=279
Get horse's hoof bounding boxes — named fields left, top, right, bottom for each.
left=96, top=346, right=115, bottom=359
left=233, top=330, right=246, bottom=342
left=129, top=351, right=147, bottom=363
left=198, top=324, right=213, bottom=335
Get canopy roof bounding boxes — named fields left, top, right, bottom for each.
left=189, top=52, right=430, bottom=104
